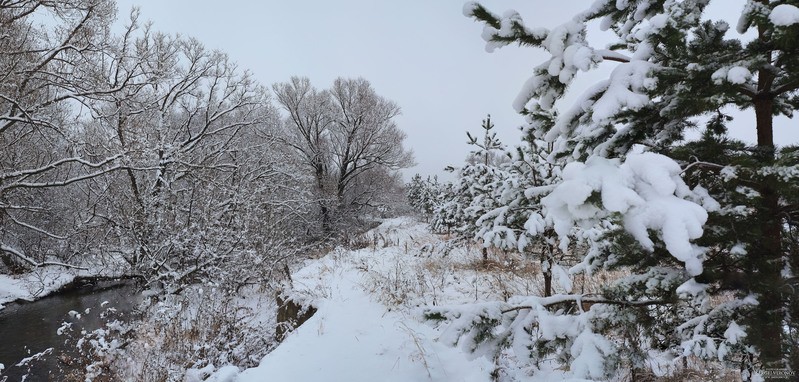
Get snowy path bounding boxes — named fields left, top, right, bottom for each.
left=227, top=218, right=493, bottom=382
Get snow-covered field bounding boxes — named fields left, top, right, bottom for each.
left=201, top=217, right=541, bottom=382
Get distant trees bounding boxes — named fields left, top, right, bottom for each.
left=406, top=174, right=441, bottom=220
left=273, top=77, right=413, bottom=234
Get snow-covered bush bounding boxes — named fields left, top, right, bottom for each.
left=113, top=287, right=276, bottom=381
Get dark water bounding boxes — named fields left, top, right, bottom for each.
left=0, top=279, right=140, bottom=381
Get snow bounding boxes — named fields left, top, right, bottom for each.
left=552, top=263, right=573, bottom=292
left=633, top=13, right=669, bottom=40
left=462, top=2, right=479, bottom=17
left=187, top=365, right=239, bottom=382
left=730, top=244, right=746, bottom=256
left=570, top=330, right=613, bottom=380
left=591, top=61, right=654, bottom=122
left=713, top=66, right=751, bottom=85
left=542, top=153, right=711, bottom=276
left=676, top=278, right=708, bottom=297
left=513, top=74, right=546, bottom=113
left=725, top=66, right=751, bottom=84
left=770, top=4, right=799, bottom=26
left=0, top=268, right=80, bottom=309
left=238, top=285, right=490, bottom=381
left=723, top=321, right=745, bottom=345
left=220, top=218, right=494, bottom=382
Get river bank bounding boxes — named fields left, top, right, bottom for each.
left=0, top=266, right=139, bottom=310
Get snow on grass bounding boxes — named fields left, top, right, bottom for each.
left=197, top=217, right=741, bottom=381
left=122, top=285, right=278, bottom=381
left=210, top=216, right=551, bottom=381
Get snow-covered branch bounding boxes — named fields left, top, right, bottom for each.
left=500, top=295, right=673, bottom=314
left=0, top=244, right=88, bottom=271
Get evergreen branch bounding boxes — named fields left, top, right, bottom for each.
left=737, top=85, right=756, bottom=98
left=500, top=297, right=673, bottom=314
left=771, top=79, right=799, bottom=97
left=681, top=160, right=726, bottom=174
left=465, top=3, right=547, bottom=48
left=466, top=3, right=500, bottom=29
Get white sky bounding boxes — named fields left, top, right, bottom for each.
left=112, top=1, right=796, bottom=180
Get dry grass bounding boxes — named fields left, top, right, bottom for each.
left=620, top=356, right=744, bottom=382
left=416, top=235, right=748, bottom=381
left=57, top=287, right=279, bottom=382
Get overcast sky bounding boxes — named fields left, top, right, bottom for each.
left=112, top=1, right=796, bottom=180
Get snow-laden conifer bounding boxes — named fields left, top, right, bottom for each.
left=431, top=1, right=799, bottom=378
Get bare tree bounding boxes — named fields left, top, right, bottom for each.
left=272, top=77, right=336, bottom=232
left=273, top=77, right=413, bottom=234
left=328, top=78, right=414, bottom=212
left=86, top=24, right=309, bottom=288
left=0, top=0, right=124, bottom=272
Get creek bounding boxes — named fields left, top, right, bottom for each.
left=0, top=278, right=141, bottom=381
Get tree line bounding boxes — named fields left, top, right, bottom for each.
left=0, top=0, right=412, bottom=291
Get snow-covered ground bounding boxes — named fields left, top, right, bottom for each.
left=0, top=267, right=90, bottom=309
left=194, top=217, right=737, bottom=382
left=202, top=217, right=536, bottom=382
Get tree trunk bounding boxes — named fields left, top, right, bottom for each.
left=542, top=252, right=553, bottom=297
left=314, top=163, right=333, bottom=236
left=751, top=186, right=783, bottom=369
left=543, top=269, right=552, bottom=298
left=320, top=203, right=332, bottom=235
left=751, top=97, right=784, bottom=369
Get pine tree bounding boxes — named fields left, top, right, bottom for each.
left=430, top=116, right=511, bottom=242
left=475, top=113, right=573, bottom=297
left=466, top=114, right=505, bottom=166
left=446, top=0, right=799, bottom=378
left=407, top=174, right=441, bottom=220
left=407, top=174, right=426, bottom=211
